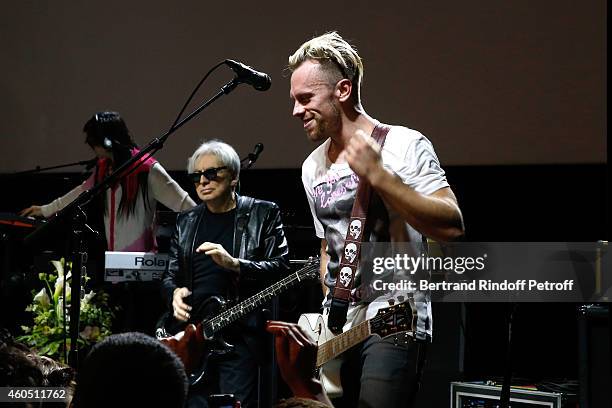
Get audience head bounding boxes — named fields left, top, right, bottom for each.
left=73, top=331, right=188, bottom=408
left=1, top=328, right=75, bottom=407
left=0, top=337, right=42, bottom=387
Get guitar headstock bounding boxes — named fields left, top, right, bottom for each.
left=296, top=256, right=321, bottom=281
left=369, top=300, right=416, bottom=339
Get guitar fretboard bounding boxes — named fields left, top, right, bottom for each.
left=316, top=320, right=371, bottom=367
left=203, top=263, right=318, bottom=335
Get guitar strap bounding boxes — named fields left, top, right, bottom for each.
left=327, top=123, right=391, bottom=333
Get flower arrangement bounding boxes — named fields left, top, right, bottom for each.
left=17, top=258, right=116, bottom=363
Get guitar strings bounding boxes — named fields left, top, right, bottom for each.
left=204, top=262, right=320, bottom=332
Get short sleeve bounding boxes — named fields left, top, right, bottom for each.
left=398, top=136, right=450, bottom=196
left=301, top=163, right=325, bottom=239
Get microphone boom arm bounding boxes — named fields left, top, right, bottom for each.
left=10, top=158, right=97, bottom=176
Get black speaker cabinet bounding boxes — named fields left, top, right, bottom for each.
left=577, top=304, right=611, bottom=408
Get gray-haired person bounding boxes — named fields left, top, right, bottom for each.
left=161, top=139, right=291, bottom=407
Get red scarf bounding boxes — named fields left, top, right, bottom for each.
left=96, top=148, right=157, bottom=206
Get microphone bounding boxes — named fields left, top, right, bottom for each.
left=241, top=143, right=264, bottom=170
left=248, top=143, right=264, bottom=164
left=225, top=60, right=271, bottom=91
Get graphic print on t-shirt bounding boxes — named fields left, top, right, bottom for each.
left=312, top=168, right=390, bottom=302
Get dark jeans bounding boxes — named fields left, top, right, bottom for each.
left=335, top=335, right=428, bottom=408
left=187, top=336, right=258, bottom=408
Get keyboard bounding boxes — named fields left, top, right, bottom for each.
left=104, top=251, right=169, bottom=282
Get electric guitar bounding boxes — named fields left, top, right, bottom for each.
left=156, top=258, right=320, bottom=385
left=298, top=298, right=417, bottom=397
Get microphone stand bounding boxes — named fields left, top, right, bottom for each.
left=25, top=76, right=244, bottom=369
left=499, top=303, right=517, bottom=408
left=240, top=143, right=263, bottom=170
left=237, top=145, right=263, bottom=195
left=240, top=155, right=257, bottom=170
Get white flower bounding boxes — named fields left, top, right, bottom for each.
left=82, top=290, right=96, bottom=306
left=33, top=289, right=50, bottom=308
left=50, top=260, right=65, bottom=279
left=51, top=260, right=72, bottom=302
left=53, top=276, right=64, bottom=301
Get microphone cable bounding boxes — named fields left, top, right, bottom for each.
left=168, top=60, right=227, bottom=132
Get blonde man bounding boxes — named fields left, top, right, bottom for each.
left=289, top=32, right=464, bottom=407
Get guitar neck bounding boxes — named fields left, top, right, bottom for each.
left=316, top=320, right=371, bottom=367
left=205, top=266, right=316, bottom=334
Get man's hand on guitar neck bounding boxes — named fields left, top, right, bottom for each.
left=266, top=320, right=333, bottom=407
left=172, top=287, right=192, bottom=322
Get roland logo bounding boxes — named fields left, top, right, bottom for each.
left=134, top=256, right=168, bottom=268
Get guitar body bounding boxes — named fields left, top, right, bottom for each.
left=297, top=299, right=417, bottom=399
left=158, top=296, right=234, bottom=385
left=298, top=313, right=344, bottom=398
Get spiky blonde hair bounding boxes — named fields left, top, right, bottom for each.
left=288, top=32, right=364, bottom=107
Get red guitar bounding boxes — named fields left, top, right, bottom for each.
left=157, top=258, right=320, bottom=385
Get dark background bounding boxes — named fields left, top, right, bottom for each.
left=0, top=0, right=606, bottom=173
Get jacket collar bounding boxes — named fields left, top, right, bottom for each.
left=191, top=192, right=248, bottom=217
left=235, top=194, right=252, bottom=219
left=188, top=193, right=253, bottom=258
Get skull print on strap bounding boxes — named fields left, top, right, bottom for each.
left=349, top=219, right=362, bottom=239
left=327, top=123, right=391, bottom=334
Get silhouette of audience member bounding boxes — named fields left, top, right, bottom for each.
left=0, top=332, right=42, bottom=387
left=28, top=354, right=75, bottom=388
left=266, top=321, right=333, bottom=407
left=72, top=332, right=188, bottom=408
left=1, top=328, right=75, bottom=407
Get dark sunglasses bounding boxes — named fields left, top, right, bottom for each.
left=188, top=166, right=228, bottom=183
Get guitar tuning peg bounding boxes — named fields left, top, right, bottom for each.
left=387, top=298, right=395, bottom=306
left=397, top=296, right=404, bottom=302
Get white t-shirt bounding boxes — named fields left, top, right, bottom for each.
left=301, top=124, right=449, bottom=339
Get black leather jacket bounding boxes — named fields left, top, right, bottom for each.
left=161, top=195, right=290, bottom=310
